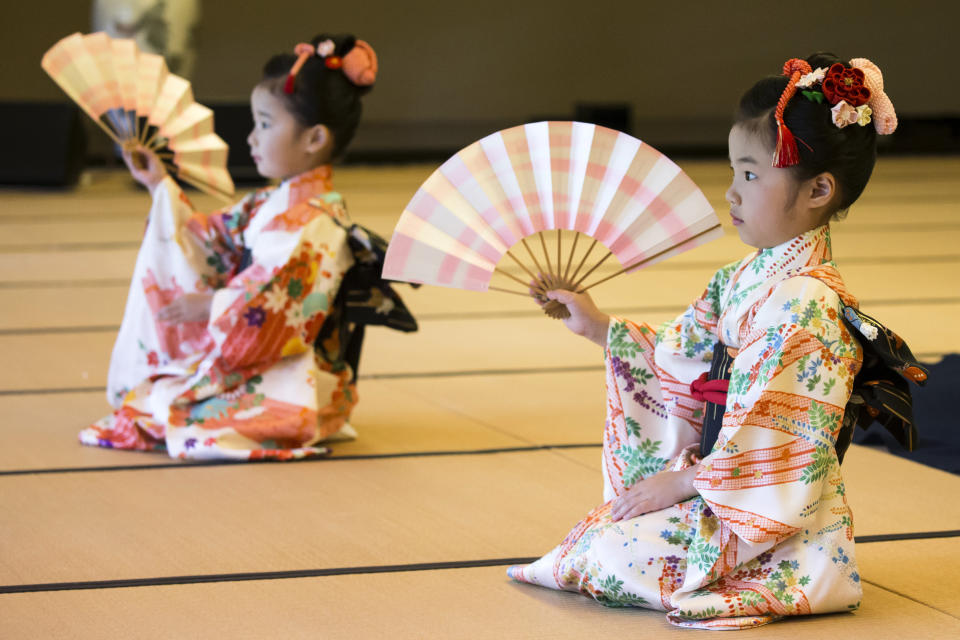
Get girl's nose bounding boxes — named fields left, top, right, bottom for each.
left=725, top=184, right=739, bottom=206
left=247, top=129, right=255, bottom=148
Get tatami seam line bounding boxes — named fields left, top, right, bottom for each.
left=0, top=443, right=603, bottom=476
left=5, top=225, right=959, bottom=253
left=1, top=532, right=958, bottom=596
left=861, top=578, right=960, bottom=621
left=0, top=351, right=948, bottom=396
left=1, top=298, right=959, bottom=336
left=0, top=254, right=957, bottom=291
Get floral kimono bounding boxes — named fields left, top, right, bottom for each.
left=80, top=166, right=360, bottom=460
left=509, top=225, right=867, bottom=629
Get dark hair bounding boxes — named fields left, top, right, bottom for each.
left=735, top=52, right=877, bottom=214
left=261, top=33, right=373, bottom=160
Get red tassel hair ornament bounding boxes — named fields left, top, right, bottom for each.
left=773, top=58, right=813, bottom=168
left=284, top=43, right=317, bottom=94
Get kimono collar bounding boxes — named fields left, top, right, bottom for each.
left=739, top=224, right=833, bottom=283
left=718, top=225, right=836, bottom=347
left=285, top=164, right=335, bottom=207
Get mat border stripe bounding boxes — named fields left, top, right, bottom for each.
left=0, top=443, right=603, bottom=476
left=3, top=531, right=959, bottom=595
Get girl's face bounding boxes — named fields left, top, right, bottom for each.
left=247, top=85, right=326, bottom=180
left=726, top=125, right=824, bottom=249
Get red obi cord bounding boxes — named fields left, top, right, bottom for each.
left=690, top=372, right=729, bottom=405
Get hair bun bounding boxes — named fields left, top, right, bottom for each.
left=850, top=58, right=897, bottom=135
left=342, top=39, right=377, bottom=86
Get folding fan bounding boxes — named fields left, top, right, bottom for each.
left=382, top=121, right=723, bottom=318
left=42, top=32, right=234, bottom=201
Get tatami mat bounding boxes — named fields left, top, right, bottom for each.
left=0, top=304, right=954, bottom=394
left=3, top=259, right=956, bottom=331
left=0, top=450, right=600, bottom=586
left=1, top=158, right=957, bottom=637
left=857, top=538, right=960, bottom=618
left=2, top=447, right=958, bottom=588
left=1, top=226, right=956, bottom=287
left=1, top=569, right=957, bottom=639
left=0, top=379, right=537, bottom=471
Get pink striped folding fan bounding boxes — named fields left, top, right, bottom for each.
left=42, top=32, right=234, bottom=201
left=382, top=121, right=723, bottom=318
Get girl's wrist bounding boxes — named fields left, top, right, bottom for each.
left=680, top=464, right=700, bottom=495
left=149, top=175, right=171, bottom=197
left=594, top=314, right=611, bottom=348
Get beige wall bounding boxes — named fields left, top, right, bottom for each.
left=5, top=0, right=957, bottom=148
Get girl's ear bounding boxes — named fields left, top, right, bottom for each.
left=303, top=124, right=332, bottom=155
left=808, top=172, right=837, bottom=209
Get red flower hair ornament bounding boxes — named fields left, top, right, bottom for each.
left=821, top=63, right=871, bottom=106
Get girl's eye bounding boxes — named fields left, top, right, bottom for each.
left=745, top=171, right=757, bottom=181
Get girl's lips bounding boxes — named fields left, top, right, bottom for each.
left=731, top=214, right=743, bottom=226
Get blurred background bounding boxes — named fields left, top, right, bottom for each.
left=1, top=0, right=958, bottom=185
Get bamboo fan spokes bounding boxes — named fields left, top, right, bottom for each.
left=489, top=225, right=720, bottom=319
left=41, top=32, right=234, bottom=202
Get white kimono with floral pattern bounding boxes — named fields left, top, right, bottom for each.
left=80, top=166, right=357, bottom=460
left=509, top=225, right=864, bottom=629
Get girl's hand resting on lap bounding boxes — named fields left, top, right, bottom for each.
left=158, top=293, right=214, bottom=324
left=121, top=142, right=168, bottom=195
left=609, top=465, right=700, bottom=521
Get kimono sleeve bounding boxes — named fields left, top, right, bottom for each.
left=652, top=260, right=739, bottom=366
left=602, top=262, right=738, bottom=483
left=207, top=198, right=354, bottom=373
left=693, top=275, right=863, bottom=546
left=153, top=176, right=260, bottom=290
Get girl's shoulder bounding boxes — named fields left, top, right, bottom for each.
left=756, top=271, right=848, bottom=334
left=703, top=258, right=744, bottom=305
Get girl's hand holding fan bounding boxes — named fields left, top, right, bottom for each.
left=157, top=293, right=213, bottom=324
left=121, top=142, right=167, bottom=194
left=530, top=280, right=609, bottom=346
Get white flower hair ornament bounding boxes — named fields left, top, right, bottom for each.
left=831, top=101, right=859, bottom=128
left=316, top=39, right=336, bottom=58
left=796, top=67, right=827, bottom=89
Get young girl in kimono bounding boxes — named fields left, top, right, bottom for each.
left=509, top=53, right=901, bottom=628
left=80, top=34, right=384, bottom=460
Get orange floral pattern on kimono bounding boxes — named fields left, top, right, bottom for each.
left=81, top=166, right=359, bottom=460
